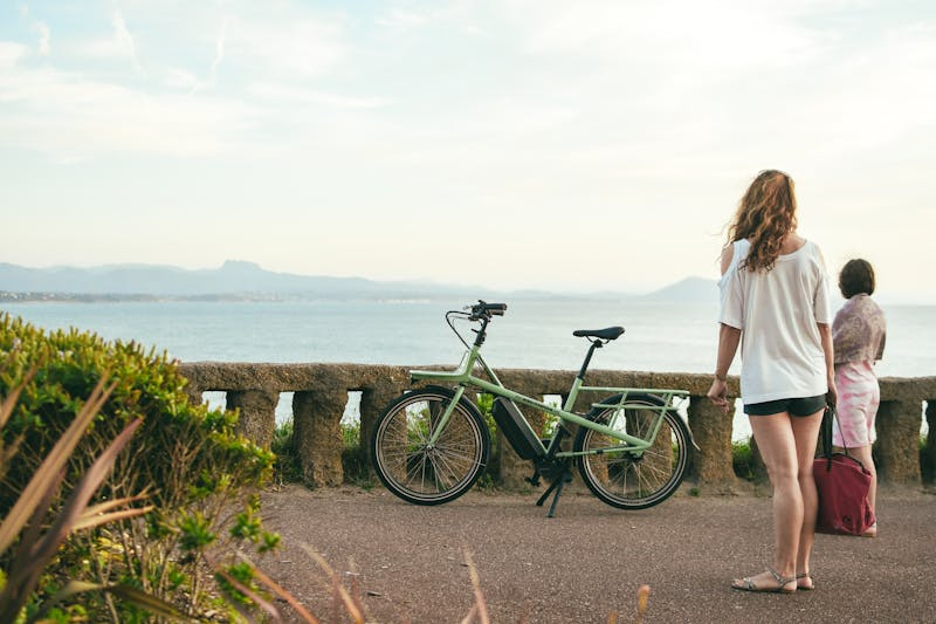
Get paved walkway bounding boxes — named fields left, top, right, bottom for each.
left=259, top=484, right=935, bottom=623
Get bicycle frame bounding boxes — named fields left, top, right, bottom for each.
left=410, top=332, right=689, bottom=459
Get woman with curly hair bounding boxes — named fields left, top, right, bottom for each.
left=708, top=169, right=835, bottom=593
left=832, top=259, right=886, bottom=537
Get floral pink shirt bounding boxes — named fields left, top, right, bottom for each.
left=832, top=294, right=886, bottom=365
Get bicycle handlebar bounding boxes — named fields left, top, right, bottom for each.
left=468, top=300, right=507, bottom=320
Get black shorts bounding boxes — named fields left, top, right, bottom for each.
left=744, top=394, right=826, bottom=417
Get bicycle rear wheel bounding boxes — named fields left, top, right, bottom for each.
left=575, top=394, right=691, bottom=510
left=371, top=388, right=489, bottom=505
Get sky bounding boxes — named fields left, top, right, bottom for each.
left=1, top=0, right=934, bottom=302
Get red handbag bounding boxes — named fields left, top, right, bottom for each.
left=813, top=405, right=875, bottom=536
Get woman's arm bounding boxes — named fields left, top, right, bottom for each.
left=707, top=323, right=741, bottom=413
left=708, top=244, right=740, bottom=413
left=818, top=322, right=837, bottom=406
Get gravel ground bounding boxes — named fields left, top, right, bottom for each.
left=257, top=484, right=935, bottom=623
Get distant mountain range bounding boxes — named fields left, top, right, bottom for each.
left=0, top=260, right=717, bottom=303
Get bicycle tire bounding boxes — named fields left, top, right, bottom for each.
left=575, top=393, right=691, bottom=510
left=371, top=387, right=490, bottom=505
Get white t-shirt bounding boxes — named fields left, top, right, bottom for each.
left=718, top=238, right=832, bottom=404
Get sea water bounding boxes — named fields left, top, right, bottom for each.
left=3, top=299, right=933, bottom=440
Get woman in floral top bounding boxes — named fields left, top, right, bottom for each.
left=832, top=259, right=886, bottom=537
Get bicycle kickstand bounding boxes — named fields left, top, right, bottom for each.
left=535, top=469, right=573, bottom=518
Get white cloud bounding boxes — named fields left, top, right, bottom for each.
left=0, top=60, right=260, bottom=158
left=248, top=82, right=390, bottom=109
left=209, top=18, right=227, bottom=86
left=111, top=11, right=144, bottom=75
left=163, top=67, right=199, bottom=91
left=0, top=42, right=28, bottom=69
left=377, top=9, right=433, bottom=29
left=222, top=12, right=347, bottom=78
left=34, top=21, right=51, bottom=56
left=75, top=10, right=145, bottom=77
left=508, top=0, right=824, bottom=66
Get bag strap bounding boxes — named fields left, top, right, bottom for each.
left=819, top=404, right=853, bottom=469
left=831, top=404, right=854, bottom=457
left=819, top=404, right=833, bottom=458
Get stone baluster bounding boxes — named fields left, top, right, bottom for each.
left=358, top=381, right=408, bottom=471
left=875, top=399, right=922, bottom=485
left=225, top=389, right=278, bottom=450
left=293, top=389, right=346, bottom=487
left=687, top=394, right=739, bottom=489
left=183, top=382, right=204, bottom=408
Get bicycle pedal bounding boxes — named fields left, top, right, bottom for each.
left=526, top=474, right=541, bottom=486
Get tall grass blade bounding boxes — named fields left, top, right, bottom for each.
left=214, top=566, right=282, bottom=622
left=0, top=376, right=116, bottom=555
left=462, top=549, right=489, bottom=624
left=0, top=416, right=141, bottom=622
left=237, top=553, right=321, bottom=624
left=0, top=363, right=38, bottom=429
left=299, top=544, right=364, bottom=624
left=72, top=504, right=155, bottom=532
left=36, top=581, right=189, bottom=622
left=28, top=418, right=143, bottom=567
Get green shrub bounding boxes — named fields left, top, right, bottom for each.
left=921, top=433, right=934, bottom=484
left=340, top=421, right=374, bottom=488
left=271, top=419, right=303, bottom=485
left=731, top=437, right=761, bottom=482
left=0, top=312, right=276, bottom=621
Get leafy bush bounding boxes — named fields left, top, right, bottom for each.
left=731, top=437, right=762, bottom=482
left=340, top=421, right=374, bottom=488
left=921, top=433, right=934, bottom=484
left=271, top=419, right=303, bottom=485
left=0, top=313, right=276, bottom=621
left=0, top=373, right=188, bottom=623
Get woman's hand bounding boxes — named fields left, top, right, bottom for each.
left=826, top=377, right=838, bottom=407
left=707, top=378, right=731, bottom=413
left=711, top=324, right=741, bottom=415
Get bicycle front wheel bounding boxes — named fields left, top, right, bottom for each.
left=371, top=388, right=490, bottom=505
left=575, top=394, right=691, bottom=510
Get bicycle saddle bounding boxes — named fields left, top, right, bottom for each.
left=572, top=326, right=625, bottom=341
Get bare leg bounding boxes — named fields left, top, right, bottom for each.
left=848, top=444, right=877, bottom=513
left=790, top=410, right=823, bottom=587
left=733, top=413, right=800, bottom=591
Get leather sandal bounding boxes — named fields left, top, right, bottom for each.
left=861, top=522, right=878, bottom=538
left=732, top=567, right=797, bottom=594
left=796, top=573, right=815, bottom=591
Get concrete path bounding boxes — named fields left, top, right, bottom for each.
left=259, top=484, right=935, bottom=623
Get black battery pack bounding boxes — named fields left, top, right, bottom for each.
left=491, top=398, right=545, bottom=460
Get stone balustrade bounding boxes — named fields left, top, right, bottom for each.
left=178, top=362, right=935, bottom=491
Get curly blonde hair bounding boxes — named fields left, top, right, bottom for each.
left=726, top=170, right=798, bottom=272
